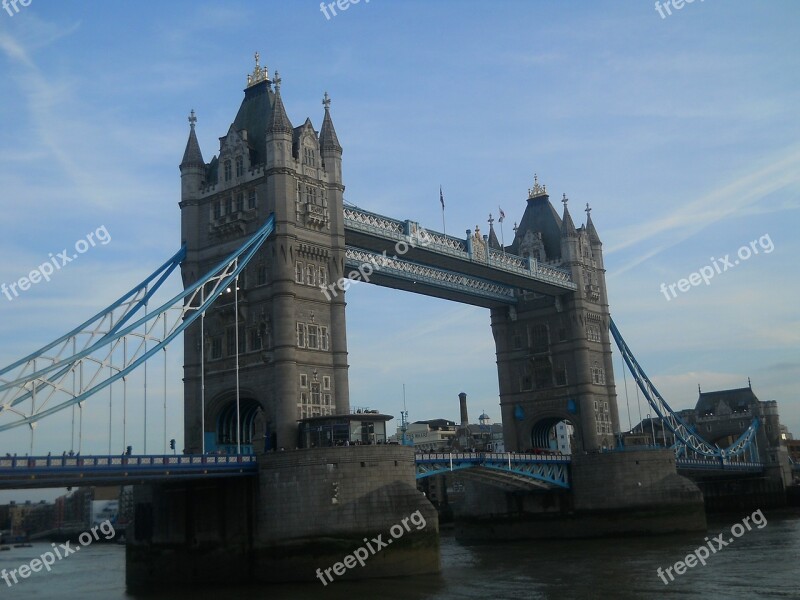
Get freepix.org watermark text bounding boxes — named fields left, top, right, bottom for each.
left=656, top=509, right=766, bottom=585
left=1, top=520, right=115, bottom=587
left=659, top=233, right=773, bottom=301
left=1, top=225, right=112, bottom=302
left=320, top=227, right=431, bottom=300
left=2, top=0, right=32, bottom=18
left=316, top=510, right=427, bottom=586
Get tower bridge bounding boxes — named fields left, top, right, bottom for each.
left=0, top=54, right=793, bottom=586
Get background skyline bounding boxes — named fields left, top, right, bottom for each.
left=0, top=1, right=798, bottom=500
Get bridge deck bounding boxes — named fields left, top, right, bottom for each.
left=0, top=454, right=258, bottom=489
left=343, top=206, right=576, bottom=297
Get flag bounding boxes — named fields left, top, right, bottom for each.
left=498, top=207, right=506, bottom=223
left=439, top=186, right=445, bottom=209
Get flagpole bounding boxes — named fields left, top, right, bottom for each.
left=498, top=206, right=506, bottom=252
left=440, top=185, right=446, bottom=235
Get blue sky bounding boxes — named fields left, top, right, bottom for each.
left=0, top=0, right=798, bottom=499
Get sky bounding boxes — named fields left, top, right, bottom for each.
left=0, top=1, right=798, bottom=502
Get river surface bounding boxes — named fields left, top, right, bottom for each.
left=2, top=510, right=798, bottom=599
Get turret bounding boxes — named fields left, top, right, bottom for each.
left=179, top=110, right=205, bottom=201
left=265, top=71, right=293, bottom=169
left=560, top=194, right=579, bottom=263
left=319, top=92, right=342, bottom=184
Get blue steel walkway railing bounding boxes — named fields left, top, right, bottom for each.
left=415, top=452, right=571, bottom=489
left=0, top=454, right=258, bottom=489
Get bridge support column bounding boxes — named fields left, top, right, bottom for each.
left=126, top=446, right=440, bottom=588
left=451, top=449, right=705, bottom=541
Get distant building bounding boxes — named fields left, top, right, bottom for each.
left=630, top=384, right=789, bottom=468
left=390, top=419, right=457, bottom=451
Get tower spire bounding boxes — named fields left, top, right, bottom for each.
left=266, top=71, right=293, bottom=135
left=585, top=202, right=601, bottom=244
left=561, top=193, right=577, bottom=237
left=180, top=109, right=204, bottom=168
left=487, top=213, right=501, bottom=250
left=319, top=91, right=342, bottom=153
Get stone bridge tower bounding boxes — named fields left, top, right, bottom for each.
left=179, top=55, right=349, bottom=452
left=491, top=177, right=619, bottom=452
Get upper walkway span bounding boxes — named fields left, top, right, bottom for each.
left=342, top=206, right=576, bottom=304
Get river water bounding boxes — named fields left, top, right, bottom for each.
left=2, top=510, right=798, bottom=599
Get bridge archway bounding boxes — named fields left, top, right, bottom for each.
left=214, top=397, right=263, bottom=453
left=529, top=416, right=576, bottom=454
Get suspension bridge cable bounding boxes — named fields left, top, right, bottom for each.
left=621, top=351, right=632, bottom=432
left=234, top=272, right=241, bottom=454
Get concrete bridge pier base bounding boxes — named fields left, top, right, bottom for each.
left=126, top=446, right=440, bottom=590
left=453, top=449, right=706, bottom=541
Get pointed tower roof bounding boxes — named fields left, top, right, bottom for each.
left=180, top=110, right=205, bottom=168
left=509, top=174, right=563, bottom=260
left=585, top=203, right=601, bottom=244
left=319, top=92, right=342, bottom=153
left=560, top=194, right=577, bottom=238
left=487, top=214, right=502, bottom=251
left=266, top=71, right=293, bottom=135
left=232, top=52, right=274, bottom=165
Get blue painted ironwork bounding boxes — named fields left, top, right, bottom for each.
left=0, top=453, right=258, bottom=489
left=675, top=458, right=765, bottom=473
left=415, top=452, right=571, bottom=488
left=344, top=247, right=517, bottom=304
left=343, top=206, right=576, bottom=290
left=0, top=215, right=276, bottom=432
left=610, top=318, right=760, bottom=461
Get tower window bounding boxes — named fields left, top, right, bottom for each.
left=248, top=190, right=257, bottom=209
left=296, top=323, right=306, bottom=348
left=307, top=325, right=319, bottom=350
left=236, top=192, right=244, bottom=212
left=224, top=160, right=232, bottom=182
left=211, top=337, right=222, bottom=359
left=591, top=362, right=606, bottom=385
left=235, top=156, right=243, bottom=178
left=304, top=147, right=316, bottom=167
left=320, top=326, right=329, bottom=351
left=226, top=326, right=236, bottom=356
left=533, top=357, right=553, bottom=389
left=295, top=262, right=304, bottom=284
left=530, top=324, right=549, bottom=353
left=249, top=328, right=262, bottom=351
left=213, top=201, right=221, bottom=220
left=226, top=196, right=233, bottom=215
left=256, top=264, right=267, bottom=286
left=311, top=383, right=321, bottom=405
left=300, top=373, right=308, bottom=388
left=306, top=264, right=316, bottom=286
left=319, top=266, right=328, bottom=287
left=322, top=376, right=331, bottom=390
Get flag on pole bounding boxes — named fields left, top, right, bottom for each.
left=498, top=207, right=506, bottom=223
left=440, top=186, right=445, bottom=209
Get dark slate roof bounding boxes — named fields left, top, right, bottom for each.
left=266, top=88, right=293, bottom=135
left=232, top=80, right=274, bottom=166
left=180, top=125, right=204, bottom=168
left=586, top=212, right=601, bottom=244
left=561, top=203, right=577, bottom=238
left=319, top=106, right=341, bottom=153
left=488, top=223, right=502, bottom=250
left=509, top=193, right=563, bottom=261
left=695, top=387, right=759, bottom=414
